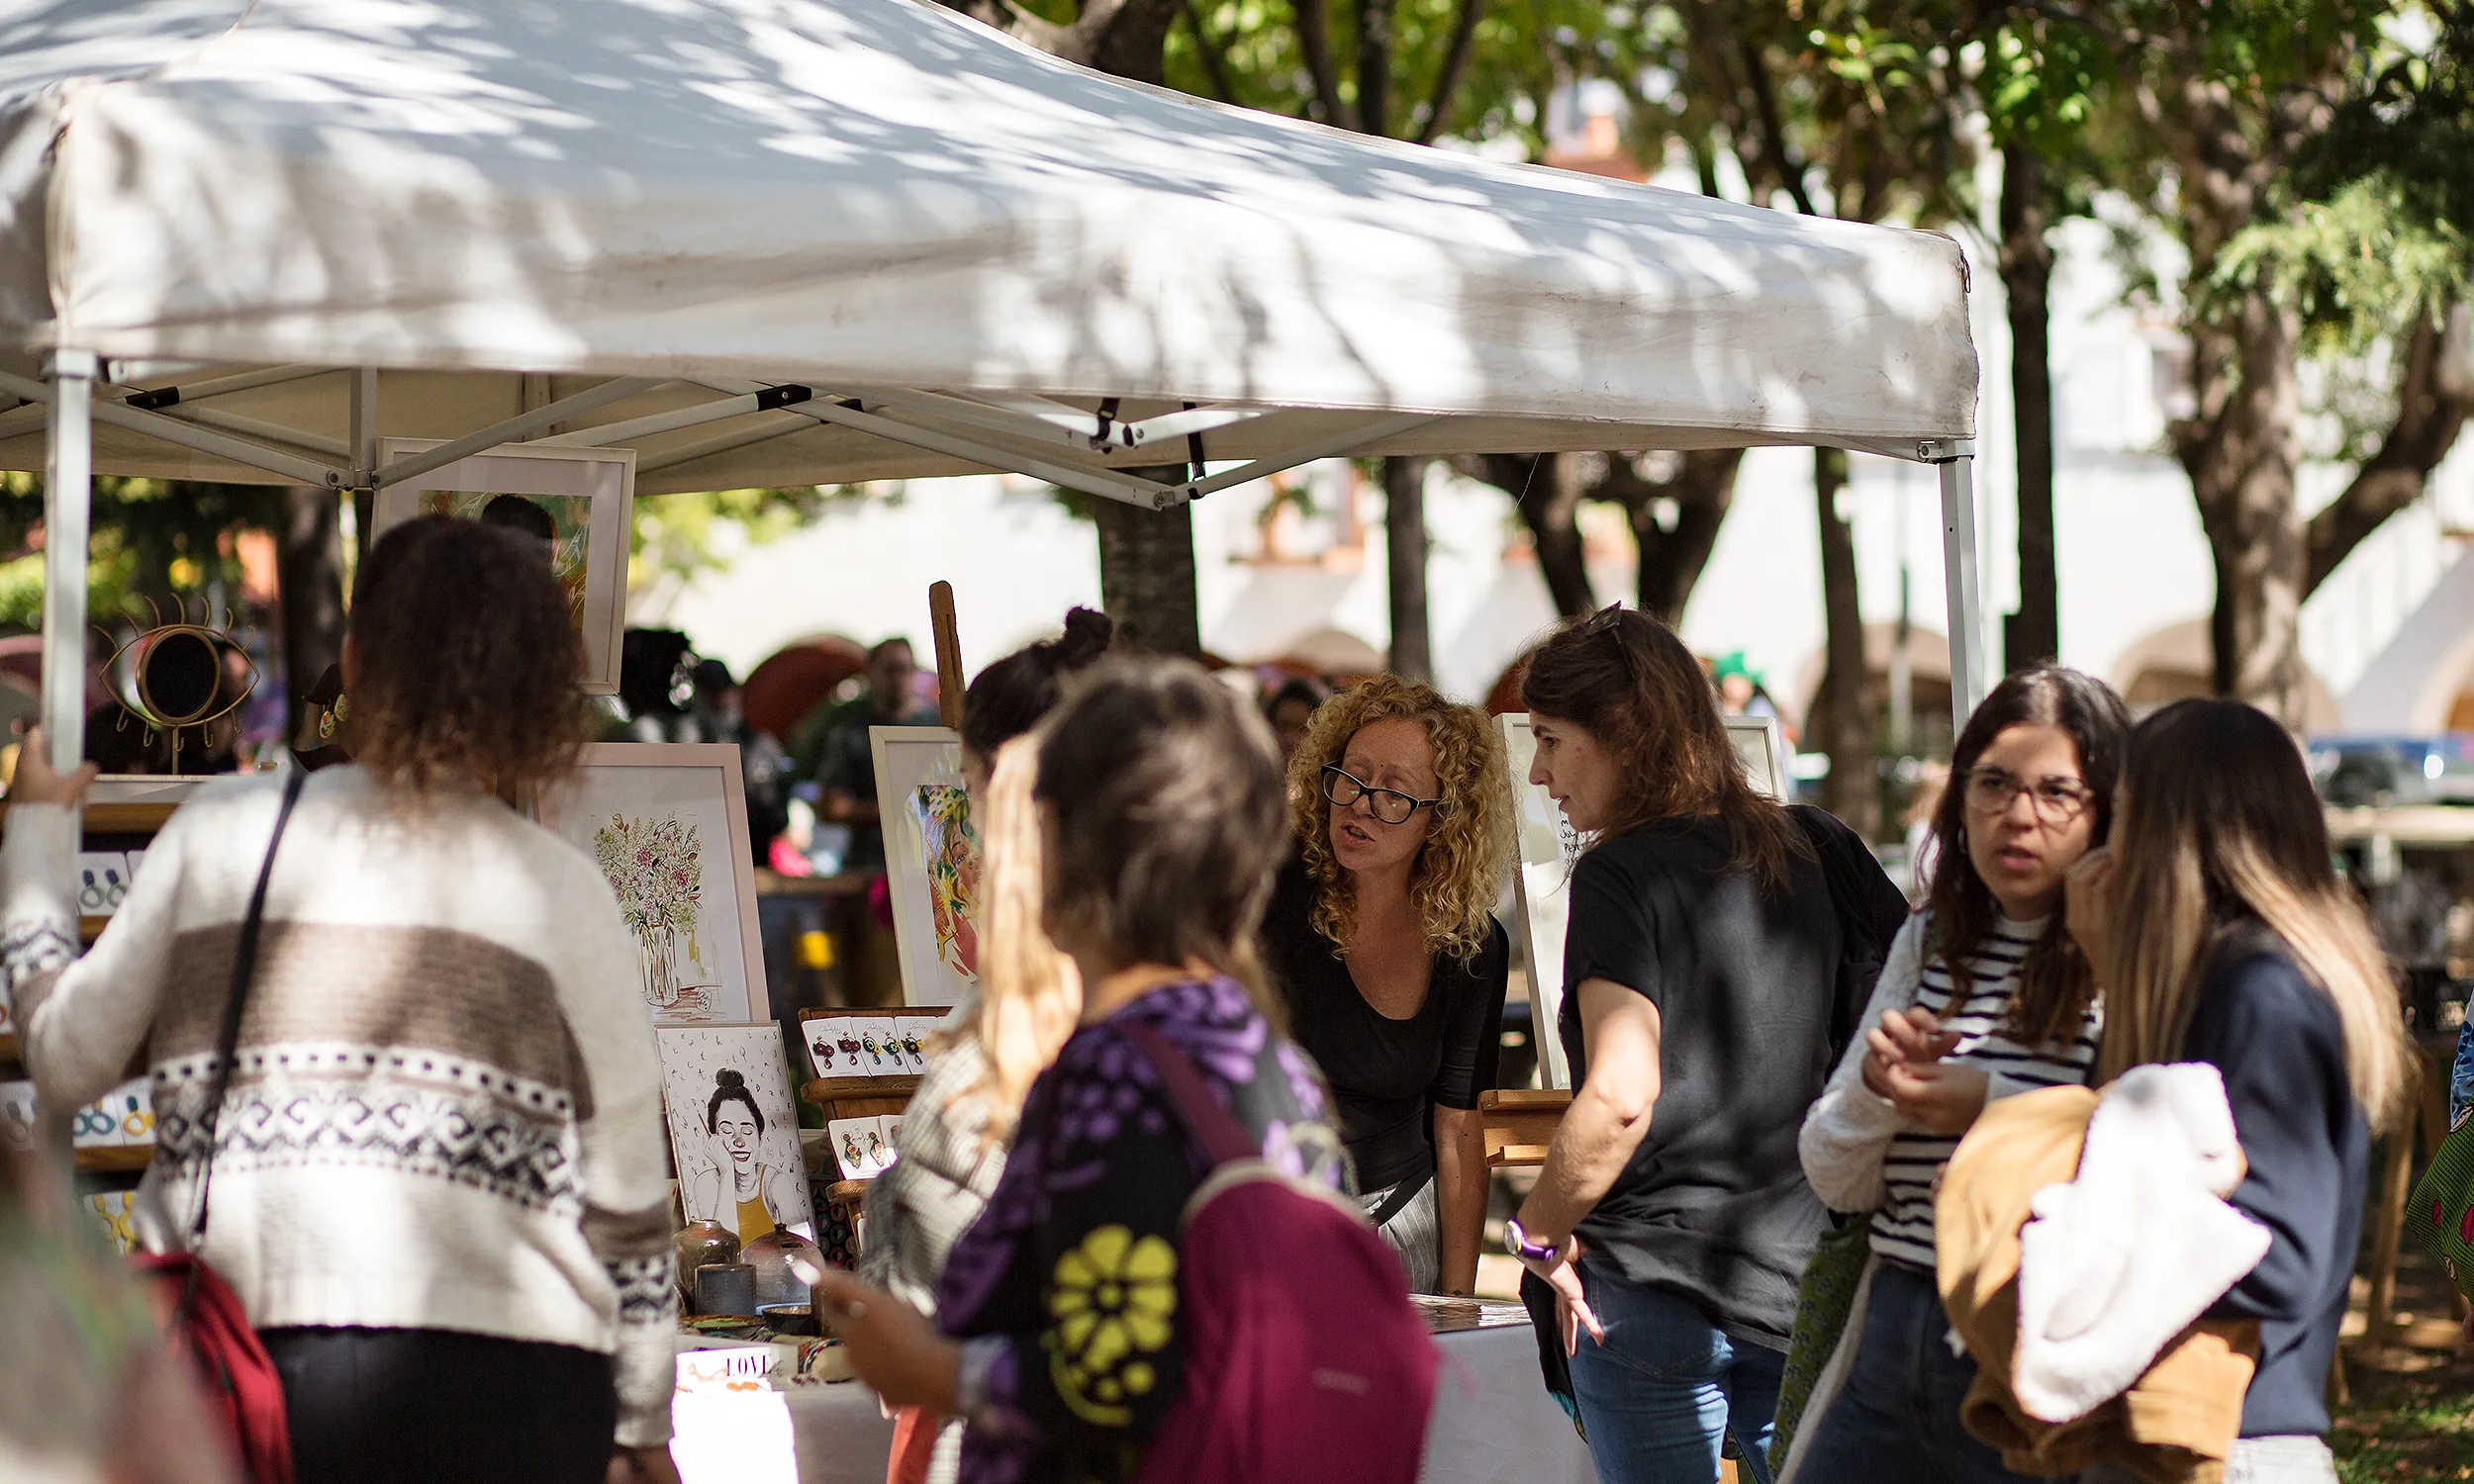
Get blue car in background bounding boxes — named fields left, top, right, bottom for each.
left=2310, top=734, right=2474, bottom=807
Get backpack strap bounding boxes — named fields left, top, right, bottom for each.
left=1118, top=1020, right=1258, bottom=1169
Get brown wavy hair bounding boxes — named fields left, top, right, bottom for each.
left=347, top=515, right=588, bottom=798
left=1288, top=675, right=1513, bottom=962
left=1921, top=665, right=2129, bottom=1050
left=1519, top=605, right=1804, bottom=888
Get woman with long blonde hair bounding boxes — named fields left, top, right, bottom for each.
left=2066, top=698, right=2408, bottom=1483
left=1260, top=676, right=1514, bottom=1295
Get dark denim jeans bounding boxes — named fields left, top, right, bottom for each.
left=1565, top=1257, right=1783, bottom=1484
left=1799, top=1258, right=2042, bottom=1484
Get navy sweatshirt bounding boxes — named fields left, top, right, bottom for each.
left=2180, top=925, right=2369, bottom=1439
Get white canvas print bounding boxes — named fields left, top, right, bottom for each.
left=657, top=1024, right=814, bottom=1242
left=371, top=439, right=635, bottom=695
left=545, top=744, right=767, bottom=1025
left=1724, top=714, right=1790, bottom=802
left=870, top=727, right=980, bottom=1008
left=1498, top=714, right=1579, bottom=1089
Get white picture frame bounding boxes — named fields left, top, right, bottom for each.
left=371, top=438, right=635, bottom=695
left=869, top=725, right=981, bottom=1008
left=542, top=743, right=770, bottom=1024
left=1497, top=710, right=1792, bottom=1090
left=1725, top=714, right=1790, bottom=803
left=655, top=1023, right=816, bottom=1242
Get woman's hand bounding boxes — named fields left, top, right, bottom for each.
left=8, top=728, right=96, bottom=807
left=1518, top=1233, right=1602, bottom=1356
left=606, top=1446, right=682, bottom=1484
left=1861, top=1006, right=1958, bottom=1100
left=2064, top=846, right=2117, bottom=974
left=806, top=1262, right=961, bottom=1413
left=1880, top=1061, right=1990, bottom=1137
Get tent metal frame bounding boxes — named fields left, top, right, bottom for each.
left=27, top=353, right=1984, bottom=780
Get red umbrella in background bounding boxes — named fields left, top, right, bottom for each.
left=742, top=635, right=869, bottom=742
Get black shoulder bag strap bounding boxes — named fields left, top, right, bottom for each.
left=184, top=769, right=308, bottom=1259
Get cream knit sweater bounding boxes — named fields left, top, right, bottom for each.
left=3, top=767, right=678, bottom=1446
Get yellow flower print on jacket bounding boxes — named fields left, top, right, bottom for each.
left=1046, top=1224, right=1178, bottom=1427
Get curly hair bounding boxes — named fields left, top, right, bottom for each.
left=1288, top=675, right=1514, bottom=963
left=348, top=515, right=589, bottom=799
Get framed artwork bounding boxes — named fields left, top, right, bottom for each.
left=1497, top=713, right=1578, bottom=1090
left=542, top=743, right=768, bottom=1024
left=870, top=726, right=981, bottom=1008
left=655, top=1023, right=815, bottom=1242
left=1498, top=711, right=1797, bottom=1090
left=1725, top=714, right=1790, bottom=802
left=371, top=438, right=635, bottom=695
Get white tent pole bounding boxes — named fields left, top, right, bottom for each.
left=0, top=369, right=342, bottom=487
left=351, top=366, right=378, bottom=481
left=370, top=377, right=663, bottom=488
left=1938, top=452, right=1987, bottom=725
left=42, top=351, right=94, bottom=776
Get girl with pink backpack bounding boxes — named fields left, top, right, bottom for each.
left=810, top=657, right=1436, bottom=1484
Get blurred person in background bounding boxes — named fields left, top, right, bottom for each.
left=1263, top=676, right=1327, bottom=763
left=790, top=637, right=938, bottom=874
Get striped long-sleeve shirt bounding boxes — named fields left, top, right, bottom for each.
left=1865, top=914, right=2098, bottom=1268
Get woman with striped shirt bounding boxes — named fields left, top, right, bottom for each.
left=1787, top=666, right=2129, bottom=1484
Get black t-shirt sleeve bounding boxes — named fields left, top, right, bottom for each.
left=1429, top=925, right=1509, bottom=1111
left=1565, top=847, right=1665, bottom=1013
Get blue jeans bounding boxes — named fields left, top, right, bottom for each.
left=1800, top=1259, right=2036, bottom=1484
left=1566, top=1258, right=1784, bottom=1484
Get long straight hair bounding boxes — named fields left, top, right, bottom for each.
left=951, top=734, right=1083, bottom=1146
left=1922, top=666, right=2130, bottom=1049
left=2097, top=699, right=2410, bottom=1132
left=1519, top=606, right=1804, bottom=888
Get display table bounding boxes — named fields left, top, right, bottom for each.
left=670, top=1321, right=1591, bottom=1484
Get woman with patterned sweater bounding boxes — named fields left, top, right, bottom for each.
left=6, top=517, right=678, bottom=1484
left=812, top=657, right=1352, bottom=1484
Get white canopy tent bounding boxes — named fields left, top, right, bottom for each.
left=0, top=0, right=1983, bottom=774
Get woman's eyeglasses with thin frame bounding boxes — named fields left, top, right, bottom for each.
left=1321, top=765, right=1443, bottom=826
left=1962, top=767, right=2094, bottom=824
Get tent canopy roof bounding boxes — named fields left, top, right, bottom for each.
left=0, top=0, right=1978, bottom=500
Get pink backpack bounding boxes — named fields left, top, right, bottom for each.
left=1119, top=1022, right=1437, bottom=1484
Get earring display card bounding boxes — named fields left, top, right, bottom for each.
left=72, top=1079, right=153, bottom=1148
left=803, top=1013, right=930, bottom=1079
left=0, top=1081, right=35, bottom=1152
left=825, top=1115, right=900, bottom=1179
left=857, top=1017, right=900, bottom=1076
left=76, top=853, right=131, bottom=916
left=87, top=1190, right=138, bottom=1255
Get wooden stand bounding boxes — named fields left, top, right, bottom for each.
left=1478, top=1088, right=1570, bottom=1169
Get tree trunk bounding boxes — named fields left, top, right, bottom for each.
left=1813, top=446, right=1879, bottom=837
left=1492, top=454, right=1595, bottom=618
left=1999, top=140, right=2059, bottom=671
left=1383, top=456, right=1432, bottom=682
left=1093, top=488, right=1202, bottom=658
left=2180, top=290, right=2308, bottom=724
left=1630, top=449, right=1742, bottom=626
left=275, top=487, right=346, bottom=724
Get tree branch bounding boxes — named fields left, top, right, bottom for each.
left=1179, top=0, right=1237, bottom=103
left=1355, top=0, right=1396, bottom=137
left=1411, top=0, right=1485, bottom=145
left=1462, top=454, right=1595, bottom=617
left=1736, top=31, right=1818, bottom=216
left=1291, top=0, right=1350, bottom=128
left=2305, top=305, right=2474, bottom=593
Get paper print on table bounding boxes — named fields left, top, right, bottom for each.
left=1498, top=714, right=1577, bottom=1089
left=656, top=1024, right=814, bottom=1242
left=544, top=745, right=767, bottom=1025
left=870, top=727, right=979, bottom=1007
left=372, top=439, right=633, bottom=695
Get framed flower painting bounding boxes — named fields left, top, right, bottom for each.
left=542, top=743, right=769, bottom=1024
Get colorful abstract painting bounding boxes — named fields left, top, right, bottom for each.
left=420, top=489, right=593, bottom=636
left=910, top=783, right=981, bottom=981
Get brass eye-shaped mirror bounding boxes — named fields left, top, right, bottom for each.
left=97, top=603, right=262, bottom=774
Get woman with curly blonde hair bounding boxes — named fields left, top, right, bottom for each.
left=1260, top=675, right=1515, bottom=1295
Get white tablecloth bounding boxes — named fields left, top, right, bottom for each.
left=670, top=1322, right=1592, bottom=1484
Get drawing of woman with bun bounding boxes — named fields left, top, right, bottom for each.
left=688, top=1067, right=805, bottom=1241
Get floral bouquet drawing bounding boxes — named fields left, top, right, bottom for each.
left=594, top=812, right=716, bottom=1018
left=910, top=784, right=981, bottom=981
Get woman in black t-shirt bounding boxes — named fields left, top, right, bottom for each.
left=1507, top=607, right=1893, bottom=1484
left=1261, top=676, right=1514, bottom=1295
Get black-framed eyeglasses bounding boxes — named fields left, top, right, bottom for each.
left=1963, top=767, right=2094, bottom=824
left=1321, top=765, right=1442, bottom=826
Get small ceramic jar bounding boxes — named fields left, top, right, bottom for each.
left=674, top=1218, right=740, bottom=1308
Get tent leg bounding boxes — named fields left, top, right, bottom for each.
left=1938, top=453, right=1987, bottom=725
left=42, top=351, right=95, bottom=779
